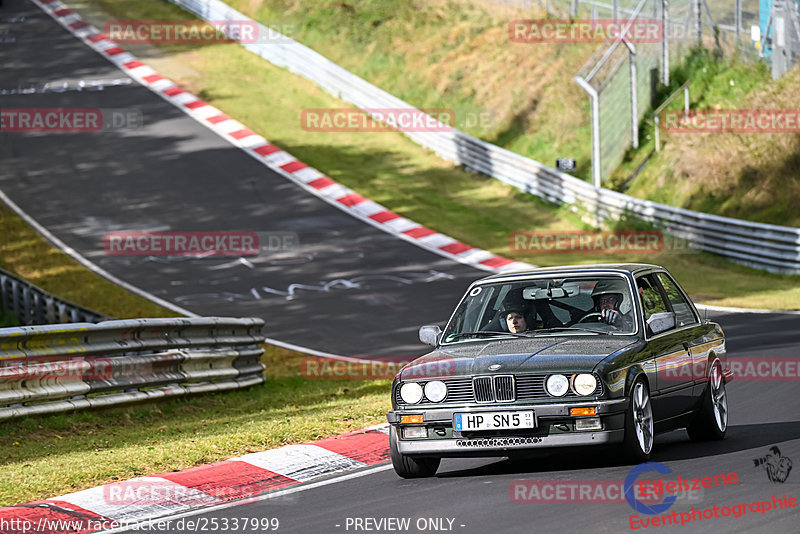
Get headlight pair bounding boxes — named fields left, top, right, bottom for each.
left=546, top=373, right=597, bottom=396
left=399, top=380, right=447, bottom=404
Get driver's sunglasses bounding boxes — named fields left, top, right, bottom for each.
left=598, top=295, right=617, bottom=305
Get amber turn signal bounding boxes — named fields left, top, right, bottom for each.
left=400, top=414, right=424, bottom=424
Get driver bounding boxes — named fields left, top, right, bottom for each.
left=590, top=279, right=633, bottom=330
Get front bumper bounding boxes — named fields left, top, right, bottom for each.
left=387, top=397, right=627, bottom=424
left=396, top=429, right=624, bottom=456
left=387, top=397, right=628, bottom=457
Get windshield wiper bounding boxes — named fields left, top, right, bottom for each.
left=445, top=331, right=533, bottom=340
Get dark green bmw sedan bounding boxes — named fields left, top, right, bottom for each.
left=387, top=264, right=731, bottom=478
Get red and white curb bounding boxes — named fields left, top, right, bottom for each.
left=32, top=0, right=532, bottom=274
left=0, top=424, right=391, bottom=533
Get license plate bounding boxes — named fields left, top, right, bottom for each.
left=454, top=411, right=534, bottom=431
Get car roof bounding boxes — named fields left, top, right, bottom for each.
left=477, top=263, right=665, bottom=283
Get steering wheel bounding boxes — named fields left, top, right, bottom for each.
left=576, top=312, right=603, bottom=324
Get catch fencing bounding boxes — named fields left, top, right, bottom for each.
left=166, top=0, right=800, bottom=274
left=0, top=267, right=109, bottom=325
left=0, top=317, right=265, bottom=420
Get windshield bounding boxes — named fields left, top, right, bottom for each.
left=441, top=275, right=636, bottom=343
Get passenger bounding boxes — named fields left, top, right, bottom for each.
left=504, top=309, right=529, bottom=333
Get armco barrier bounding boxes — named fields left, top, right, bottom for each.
left=0, top=317, right=265, bottom=420
left=0, top=267, right=109, bottom=325
left=166, top=0, right=800, bottom=274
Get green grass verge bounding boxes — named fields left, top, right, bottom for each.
left=0, top=347, right=390, bottom=506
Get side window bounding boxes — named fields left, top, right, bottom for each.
left=656, top=273, right=698, bottom=327
left=636, top=274, right=668, bottom=321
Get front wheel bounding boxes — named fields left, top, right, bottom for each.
left=622, top=378, right=654, bottom=462
left=389, top=426, right=440, bottom=478
left=687, top=359, right=728, bottom=441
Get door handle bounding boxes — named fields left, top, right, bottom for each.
left=682, top=342, right=691, bottom=353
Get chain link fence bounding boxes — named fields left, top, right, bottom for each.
left=568, top=0, right=766, bottom=185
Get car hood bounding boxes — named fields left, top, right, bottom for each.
left=398, top=336, right=637, bottom=379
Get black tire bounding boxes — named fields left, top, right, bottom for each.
left=389, top=426, right=440, bottom=478
left=622, top=377, right=654, bottom=462
left=687, top=359, right=728, bottom=441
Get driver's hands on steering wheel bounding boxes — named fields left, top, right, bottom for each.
left=601, top=309, right=620, bottom=326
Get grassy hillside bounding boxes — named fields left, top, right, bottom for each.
left=609, top=50, right=800, bottom=227
left=226, top=1, right=800, bottom=227
left=191, top=0, right=599, bottom=179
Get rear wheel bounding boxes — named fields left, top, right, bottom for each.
left=622, top=378, right=653, bottom=462
left=389, top=426, right=440, bottom=478
left=687, top=359, right=728, bottom=441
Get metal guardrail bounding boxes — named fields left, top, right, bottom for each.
left=0, top=268, right=110, bottom=325
left=168, top=0, right=800, bottom=274
left=0, top=317, right=266, bottom=420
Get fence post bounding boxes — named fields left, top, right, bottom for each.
left=735, top=0, right=741, bottom=40
left=574, top=76, right=602, bottom=188
left=695, top=0, right=703, bottom=47
left=662, top=0, right=670, bottom=85
left=626, top=40, right=639, bottom=149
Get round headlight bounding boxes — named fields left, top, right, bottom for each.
left=573, top=374, right=598, bottom=396
left=400, top=382, right=423, bottom=404
left=546, top=374, right=569, bottom=397
left=424, top=380, right=447, bottom=403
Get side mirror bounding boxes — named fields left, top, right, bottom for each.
left=648, top=311, right=675, bottom=335
left=419, top=325, right=442, bottom=347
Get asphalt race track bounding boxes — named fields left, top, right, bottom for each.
left=2, top=1, right=800, bottom=533
left=114, top=309, right=800, bottom=534
left=0, top=0, right=482, bottom=358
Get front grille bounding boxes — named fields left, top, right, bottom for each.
left=395, top=374, right=603, bottom=405
left=473, top=376, right=494, bottom=402
left=494, top=376, right=515, bottom=401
